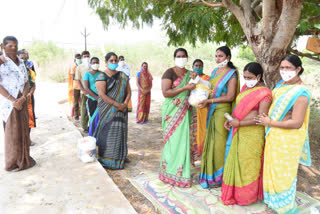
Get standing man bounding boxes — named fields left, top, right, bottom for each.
left=75, top=51, right=90, bottom=132
left=69, top=53, right=81, bottom=118
left=117, top=55, right=132, bottom=112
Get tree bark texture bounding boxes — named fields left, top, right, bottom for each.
left=208, top=0, right=303, bottom=88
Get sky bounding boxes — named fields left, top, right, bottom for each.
left=0, top=0, right=166, bottom=49
left=0, top=0, right=308, bottom=51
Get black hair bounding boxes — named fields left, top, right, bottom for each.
left=192, top=59, right=203, bottom=67
left=141, top=62, right=148, bottom=67
left=17, top=50, right=26, bottom=56
left=0, top=51, right=2, bottom=56
left=105, top=52, right=118, bottom=61
left=119, top=56, right=124, bottom=60
left=81, top=50, right=90, bottom=56
left=3, top=36, right=18, bottom=45
left=280, top=54, right=304, bottom=75
left=243, top=62, right=264, bottom=82
left=174, top=48, right=188, bottom=58
left=90, top=57, right=99, bottom=63
left=216, top=46, right=236, bottom=69
left=75, top=53, right=81, bottom=58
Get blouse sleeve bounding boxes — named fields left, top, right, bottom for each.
left=83, top=72, right=89, bottom=81
left=96, top=72, right=107, bottom=81
left=230, top=71, right=237, bottom=80
left=162, top=68, right=177, bottom=81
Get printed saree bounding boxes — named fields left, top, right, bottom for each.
left=94, top=71, right=129, bottom=169
left=200, top=68, right=239, bottom=188
left=136, top=67, right=153, bottom=124
left=190, top=74, right=210, bottom=163
left=221, top=86, right=272, bottom=205
left=159, top=71, right=192, bottom=188
left=263, top=82, right=312, bottom=214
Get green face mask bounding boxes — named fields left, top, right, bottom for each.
left=76, top=59, right=82, bottom=65
left=194, top=67, right=203, bottom=75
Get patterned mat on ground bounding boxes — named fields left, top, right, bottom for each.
left=128, top=168, right=320, bottom=214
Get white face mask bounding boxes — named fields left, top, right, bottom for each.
left=245, top=79, right=258, bottom=88
left=82, top=57, right=90, bottom=66
left=118, top=61, right=125, bottom=66
left=91, top=64, right=100, bottom=70
left=175, top=57, right=188, bottom=68
left=280, top=70, right=296, bottom=82
left=217, top=59, right=228, bottom=68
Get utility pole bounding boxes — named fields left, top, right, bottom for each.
left=81, top=27, right=90, bottom=51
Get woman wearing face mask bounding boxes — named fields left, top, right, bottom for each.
left=94, top=52, right=131, bottom=169
left=83, top=57, right=102, bottom=136
left=190, top=59, right=210, bottom=162
left=198, top=46, right=239, bottom=188
left=159, top=48, right=196, bottom=188
left=0, top=36, right=36, bottom=171
left=255, top=55, right=312, bottom=214
left=221, top=62, right=272, bottom=205
left=136, top=62, right=153, bottom=124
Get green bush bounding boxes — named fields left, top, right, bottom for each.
left=310, top=98, right=320, bottom=145
left=50, top=71, right=68, bottom=83
left=237, top=46, right=256, bottom=61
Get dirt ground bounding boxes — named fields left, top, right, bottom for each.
left=69, top=87, right=320, bottom=214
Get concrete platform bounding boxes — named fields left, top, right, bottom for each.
left=0, top=82, right=136, bottom=214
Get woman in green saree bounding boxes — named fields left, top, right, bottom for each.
left=159, top=48, right=196, bottom=188
left=198, top=46, right=239, bottom=188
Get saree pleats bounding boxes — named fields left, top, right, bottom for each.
left=200, top=103, right=231, bottom=188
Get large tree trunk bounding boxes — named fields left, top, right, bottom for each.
left=253, top=45, right=287, bottom=89
left=223, top=0, right=303, bottom=88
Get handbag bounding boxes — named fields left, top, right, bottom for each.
left=306, top=30, right=320, bottom=53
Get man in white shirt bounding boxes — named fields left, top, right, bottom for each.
left=117, top=56, right=131, bottom=78
left=117, top=56, right=132, bottom=112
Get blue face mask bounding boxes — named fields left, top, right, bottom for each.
left=108, top=63, right=118, bottom=71
left=194, top=67, right=203, bottom=75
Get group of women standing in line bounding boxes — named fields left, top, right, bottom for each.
left=159, top=46, right=312, bottom=214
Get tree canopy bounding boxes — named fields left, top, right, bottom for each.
left=89, top=0, right=320, bottom=86
left=89, top=0, right=319, bottom=58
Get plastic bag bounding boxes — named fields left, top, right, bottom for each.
left=188, top=77, right=211, bottom=107
left=77, top=136, right=97, bottom=163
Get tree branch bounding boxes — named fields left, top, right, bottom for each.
left=251, top=0, right=261, bottom=9
left=272, top=1, right=303, bottom=49
left=200, top=0, right=224, bottom=8
left=262, top=0, right=277, bottom=42
left=309, top=15, right=320, bottom=22
left=288, top=47, right=320, bottom=62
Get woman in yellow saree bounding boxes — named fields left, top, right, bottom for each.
left=198, top=46, right=239, bottom=188
left=190, top=59, right=210, bottom=162
left=221, top=62, right=272, bottom=205
left=255, top=55, right=312, bottom=214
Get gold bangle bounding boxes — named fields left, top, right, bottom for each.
left=6, top=94, right=11, bottom=99
left=211, top=99, right=214, bottom=104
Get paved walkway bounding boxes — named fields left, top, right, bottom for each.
left=0, top=82, right=136, bottom=214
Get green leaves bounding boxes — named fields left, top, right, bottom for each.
left=88, top=0, right=319, bottom=47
